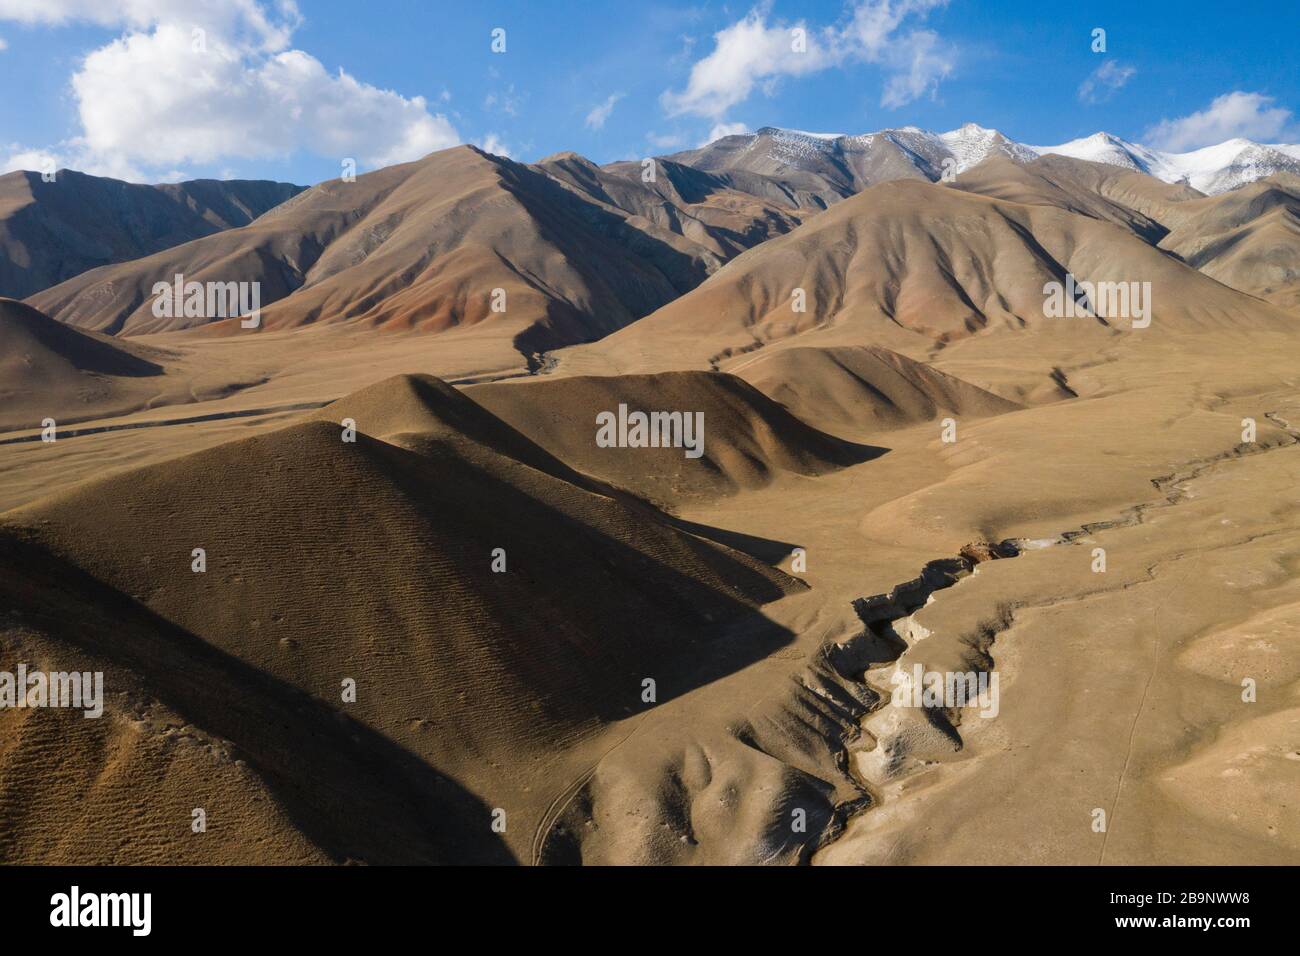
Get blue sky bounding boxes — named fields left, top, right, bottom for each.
left=0, top=0, right=1294, bottom=186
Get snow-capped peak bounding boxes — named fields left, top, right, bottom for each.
left=1031, top=133, right=1300, bottom=193
left=721, top=124, right=1300, bottom=194
left=1027, top=132, right=1162, bottom=175
left=937, top=123, right=1040, bottom=171
left=782, top=129, right=847, bottom=141
left=752, top=123, right=1035, bottom=177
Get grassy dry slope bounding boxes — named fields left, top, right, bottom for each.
left=0, top=154, right=1298, bottom=864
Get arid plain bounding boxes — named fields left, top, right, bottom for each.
left=1, top=127, right=1298, bottom=864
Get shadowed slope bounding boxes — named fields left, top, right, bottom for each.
left=952, top=154, right=1195, bottom=243
left=0, top=298, right=167, bottom=430
left=1158, top=176, right=1300, bottom=310
left=309, top=372, right=581, bottom=480
left=2, top=375, right=804, bottom=861
left=0, top=532, right=511, bottom=865
left=730, top=345, right=1021, bottom=438
left=537, top=153, right=806, bottom=262
left=0, top=168, right=302, bottom=299
left=553, top=179, right=1293, bottom=375
left=27, top=147, right=717, bottom=367
left=469, top=370, right=882, bottom=508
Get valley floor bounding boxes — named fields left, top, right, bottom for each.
left=2, top=322, right=1297, bottom=864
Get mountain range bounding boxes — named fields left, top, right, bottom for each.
left=6, top=119, right=1292, bottom=389
left=3, top=121, right=1296, bottom=357
left=678, top=124, right=1300, bottom=201
left=2, top=111, right=1300, bottom=867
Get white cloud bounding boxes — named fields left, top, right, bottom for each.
left=840, top=0, right=954, bottom=109
left=662, top=0, right=952, bottom=120
left=703, top=121, right=749, bottom=144
left=479, top=134, right=512, bottom=159
left=1145, top=92, right=1295, bottom=151
left=661, top=9, right=835, bottom=119
left=585, top=93, right=624, bottom=130
left=0, top=0, right=297, bottom=49
left=1078, top=60, right=1135, bottom=104
left=842, top=0, right=945, bottom=56
left=1, top=145, right=62, bottom=175
left=1, top=140, right=152, bottom=180
left=0, top=0, right=460, bottom=180
left=75, top=27, right=456, bottom=170
left=0, top=0, right=298, bottom=50
left=0, top=35, right=8, bottom=50
left=880, top=28, right=951, bottom=108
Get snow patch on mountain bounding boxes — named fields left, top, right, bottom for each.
left=1031, top=133, right=1300, bottom=194
left=937, top=123, right=1041, bottom=171
left=730, top=124, right=1300, bottom=195
left=754, top=123, right=1040, bottom=177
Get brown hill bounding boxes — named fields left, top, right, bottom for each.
left=554, top=178, right=1293, bottom=376
left=730, top=345, right=1021, bottom=438
left=1, top=375, right=802, bottom=863
left=954, top=157, right=1300, bottom=310
left=659, top=125, right=1035, bottom=209
left=1157, top=176, right=1300, bottom=310
left=656, top=129, right=879, bottom=209
left=0, top=168, right=302, bottom=299
left=952, top=154, right=1196, bottom=243
left=310, top=372, right=589, bottom=484
left=27, top=147, right=725, bottom=367
left=468, top=370, right=879, bottom=508
left=660, top=126, right=927, bottom=208
left=537, top=153, right=806, bottom=262
left=0, top=298, right=167, bottom=430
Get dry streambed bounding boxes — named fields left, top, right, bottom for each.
left=813, top=417, right=1300, bottom=864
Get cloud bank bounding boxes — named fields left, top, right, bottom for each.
left=662, top=0, right=953, bottom=122
left=0, top=0, right=460, bottom=181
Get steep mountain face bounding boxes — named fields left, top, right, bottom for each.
left=0, top=169, right=303, bottom=298
left=659, top=124, right=1038, bottom=209
left=26, top=147, right=726, bottom=365
left=895, top=123, right=1044, bottom=174
left=536, top=152, right=806, bottom=263
left=951, top=154, right=1180, bottom=243
left=637, top=124, right=1300, bottom=324
left=1029, top=132, right=1167, bottom=177
left=21, top=126, right=1300, bottom=358
left=661, top=128, right=925, bottom=207
left=955, top=153, right=1232, bottom=238
left=1157, top=175, right=1300, bottom=309
left=951, top=155, right=1300, bottom=311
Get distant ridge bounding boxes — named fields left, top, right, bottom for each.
left=26, top=147, right=750, bottom=360
left=0, top=168, right=303, bottom=298
left=662, top=123, right=1300, bottom=200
